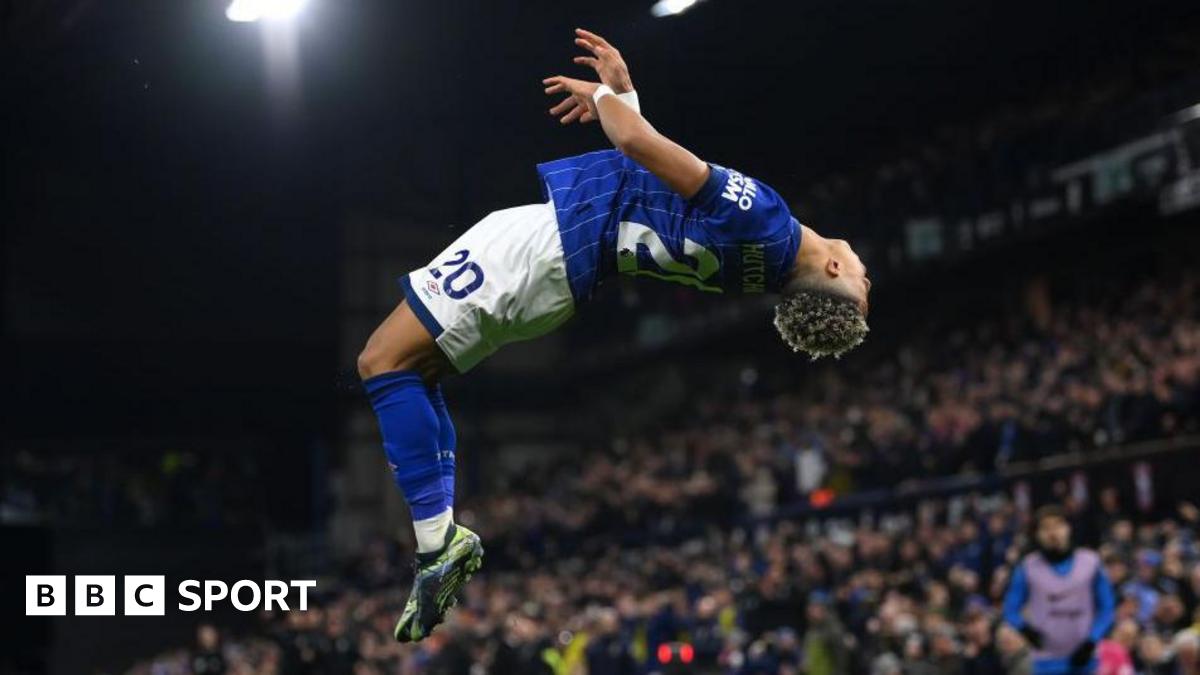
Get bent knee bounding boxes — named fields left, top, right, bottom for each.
left=357, top=341, right=448, bottom=381
left=356, top=349, right=376, bottom=380
left=359, top=302, right=449, bottom=381
left=357, top=345, right=397, bottom=380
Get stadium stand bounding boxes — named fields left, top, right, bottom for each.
left=111, top=251, right=1200, bottom=674
left=124, top=490, right=1200, bottom=674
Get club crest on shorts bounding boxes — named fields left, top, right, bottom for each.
left=426, top=280, right=441, bottom=295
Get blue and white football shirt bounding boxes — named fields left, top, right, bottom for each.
left=536, top=149, right=801, bottom=304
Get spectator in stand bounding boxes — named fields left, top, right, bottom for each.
left=961, top=610, right=1004, bottom=674
left=192, top=624, right=226, bottom=675
left=1173, top=630, right=1200, bottom=675
left=801, top=591, right=849, bottom=675
left=1096, top=618, right=1137, bottom=675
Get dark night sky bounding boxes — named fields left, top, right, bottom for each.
left=3, top=0, right=1196, bottom=439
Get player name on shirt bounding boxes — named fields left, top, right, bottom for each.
left=721, top=168, right=759, bottom=211
left=741, top=243, right=766, bottom=293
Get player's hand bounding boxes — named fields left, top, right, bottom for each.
left=1069, top=640, right=1096, bottom=667
left=1018, top=625, right=1044, bottom=649
left=543, top=75, right=599, bottom=125
left=572, top=28, right=634, bottom=94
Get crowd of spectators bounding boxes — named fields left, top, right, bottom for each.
left=12, top=255, right=1199, bottom=675
left=466, top=270, right=1199, bottom=552
left=128, top=489, right=1200, bottom=675
left=119, top=257, right=1200, bottom=674
left=7, top=269, right=1195, bottom=538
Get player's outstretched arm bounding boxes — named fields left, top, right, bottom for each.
left=543, top=29, right=710, bottom=200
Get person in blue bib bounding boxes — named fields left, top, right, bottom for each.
left=355, top=28, right=873, bottom=642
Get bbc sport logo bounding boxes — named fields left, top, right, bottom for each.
left=26, top=576, right=316, bottom=616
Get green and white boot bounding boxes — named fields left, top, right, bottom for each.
left=394, top=524, right=484, bottom=642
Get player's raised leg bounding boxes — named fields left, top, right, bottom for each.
left=357, top=301, right=482, bottom=643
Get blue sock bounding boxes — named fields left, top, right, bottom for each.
left=363, top=371, right=448, bottom=521
left=426, top=385, right=457, bottom=508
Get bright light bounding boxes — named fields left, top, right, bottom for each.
left=226, top=0, right=308, bottom=23
left=657, top=644, right=673, bottom=664
left=650, top=0, right=698, bottom=17
left=680, top=644, right=695, bottom=664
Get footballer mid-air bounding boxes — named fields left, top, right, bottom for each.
left=356, top=29, right=872, bottom=642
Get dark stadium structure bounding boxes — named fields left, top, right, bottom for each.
left=4, top=1, right=1200, bottom=674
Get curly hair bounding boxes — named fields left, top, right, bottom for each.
left=773, top=290, right=869, bottom=359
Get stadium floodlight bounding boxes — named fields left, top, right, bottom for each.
left=650, top=0, right=699, bottom=17
left=226, top=0, right=308, bottom=23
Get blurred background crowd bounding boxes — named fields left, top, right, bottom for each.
left=466, top=268, right=1199, bottom=550
left=9, top=265, right=1194, bottom=539
left=116, top=254, right=1200, bottom=674
left=127, top=490, right=1200, bottom=675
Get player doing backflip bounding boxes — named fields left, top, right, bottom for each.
left=355, top=29, right=873, bottom=642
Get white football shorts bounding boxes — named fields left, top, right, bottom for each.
left=400, top=201, right=576, bottom=372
